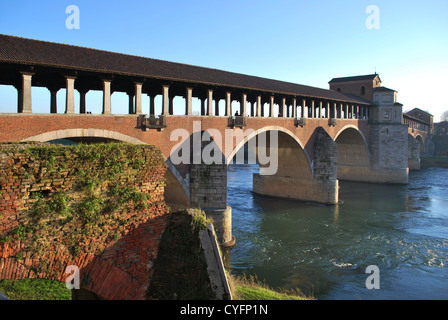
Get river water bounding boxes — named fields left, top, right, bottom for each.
left=226, top=164, right=448, bottom=300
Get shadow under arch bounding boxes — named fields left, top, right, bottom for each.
left=415, top=135, right=425, bottom=155
left=334, top=125, right=371, bottom=181
left=225, top=126, right=313, bottom=179
left=20, top=128, right=190, bottom=210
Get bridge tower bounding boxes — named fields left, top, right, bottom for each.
left=368, top=87, right=409, bottom=183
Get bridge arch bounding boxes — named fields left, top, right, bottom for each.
left=415, top=134, right=425, bottom=155
left=333, top=124, right=369, bottom=148
left=226, top=126, right=313, bottom=178
left=20, top=128, right=190, bottom=210
left=20, top=128, right=147, bottom=145
left=334, top=125, right=371, bottom=181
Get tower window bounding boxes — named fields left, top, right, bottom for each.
left=361, top=86, right=366, bottom=96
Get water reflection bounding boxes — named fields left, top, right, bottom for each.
left=227, top=164, right=448, bottom=299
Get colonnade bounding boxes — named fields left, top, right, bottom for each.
left=12, top=71, right=369, bottom=120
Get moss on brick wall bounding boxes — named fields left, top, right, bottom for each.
left=0, top=142, right=168, bottom=281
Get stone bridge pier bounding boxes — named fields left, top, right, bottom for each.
left=253, top=128, right=338, bottom=205
left=190, top=162, right=232, bottom=246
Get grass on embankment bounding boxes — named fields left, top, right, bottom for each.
left=0, top=275, right=315, bottom=300
left=229, top=274, right=315, bottom=300
left=0, top=278, right=71, bottom=300
left=421, top=156, right=448, bottom=168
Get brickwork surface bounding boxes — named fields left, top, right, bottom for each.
left=0, top=143, right=170, bottom=300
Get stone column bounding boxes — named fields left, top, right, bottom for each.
left=65, top=76, right=76, bottom=114
left=169, top=94, right=174, bottom=115
left=240, top=93, right=247, bottom=116
left=225, top=92, right=232, bottom=116
left=50, top=89, right=58, bottom=114
left=215, top=99, right=220, bottom=116
left=207, top=89, right=213, bottom=116
left=162, top=85, right=170, bottom=115
left=102, top=79, right=112, bottom=115
left=281, top=97, right=286, bottom=117
left=19, top=72, right=34, bottom=114
left=16, top=85, right=23, bottom=114
left=201, top=98, right=206, bottom=116
left=149, top=95, right=156, bottom=116
left=269, top=96, right=274, bottom=117
left=256, top=95, right=262, bottom=117
left=134, top=82, right=143, bottom=115
left=302, top=99, right=306, bottom=118
left=292, top=98, right=297, bottom=118
left=310, top=100, right=315, bottom=118
left=79, top=90, right=87, bottom=114
left=185, top=87, right=193, bottom=115
left=128, top=92, right=135, bottom=114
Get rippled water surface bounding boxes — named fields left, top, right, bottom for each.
left=227, top=164, right=448, bottom=300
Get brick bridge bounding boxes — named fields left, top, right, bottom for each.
left=0, top=35, right=413, bottom=249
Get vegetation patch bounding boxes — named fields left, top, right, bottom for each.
left=0, top=278, right=71, bottom=300
left=0, top=143, right=168, bottom=279
left=229, top=274, right=315, bottom=300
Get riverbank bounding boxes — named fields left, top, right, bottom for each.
left=228, top=274, right=314, bottom=300
left=421, top=156, right=448, bottom=168
left=0, top=273, right=314, bottom=300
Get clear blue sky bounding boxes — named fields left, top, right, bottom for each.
left=1, top=0, right=447, bottom=120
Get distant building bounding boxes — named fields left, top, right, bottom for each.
left=329, top=73, right=382, bottom=104
left=404, top=108, right=434, bottom=135
left=433, top=121, right=448, bottom=156
left=329, top=73, right=403, bottom=124
left=434, top=121, right=448, bottom=136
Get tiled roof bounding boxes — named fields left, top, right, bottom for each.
left=373, top=86, right=396, bottom=92
left=329, top=74, right=381, bottom=84
left=0, top=34, right=368, bottom=104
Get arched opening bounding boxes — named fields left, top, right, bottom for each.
left=415, top=135, right=424, bottom=155
left=334, top=126, right=370, bottom=181
left=227, top=127, right=313, bottom=201
left=164, top=160, right=190, bottom=211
